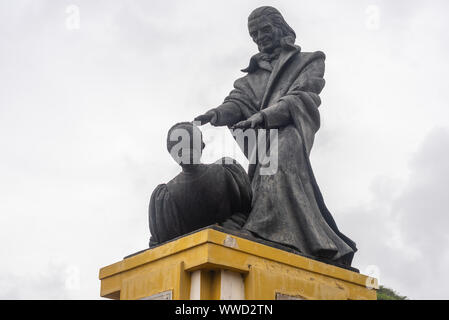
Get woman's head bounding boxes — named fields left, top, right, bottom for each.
left=166, top=122, right=205, bottom=166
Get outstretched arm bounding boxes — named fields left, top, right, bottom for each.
left=195, top=76, right=257, bottom=127
left=194, top=102, right=243, bottom=127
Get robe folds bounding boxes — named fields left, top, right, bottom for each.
left=148, top=158, right=252, bottom=247
left=211, top=45, right=357, bottom=265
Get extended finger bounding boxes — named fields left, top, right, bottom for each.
left=232, top=120, right=250, bottom=129
left=194, top=114, right=210, bottom=125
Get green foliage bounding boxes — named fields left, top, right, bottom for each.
left=377, top=285, right=408, bottom=300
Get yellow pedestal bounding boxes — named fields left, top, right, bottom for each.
left=99, top=228, right=377, bottom=300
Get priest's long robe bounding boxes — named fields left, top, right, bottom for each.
left=211, top=45, right=357, bottom=265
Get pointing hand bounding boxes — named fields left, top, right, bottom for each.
left=232, top=113, right=264, bottom=129
left=194, top=110, right=217, bottom=126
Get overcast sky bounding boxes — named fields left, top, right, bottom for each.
left=1, top=0, right=448, bottom=299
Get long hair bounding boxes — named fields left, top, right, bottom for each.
left=248, top=6, right=296, bottom=48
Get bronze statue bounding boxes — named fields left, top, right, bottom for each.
left=148, top=122, right=252, bottom=247
left=195, top=6, right=357, bottom=266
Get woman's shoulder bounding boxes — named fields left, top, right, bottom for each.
left=213, top=157, right=247, bottom=175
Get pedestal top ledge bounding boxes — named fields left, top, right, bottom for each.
left=99, top=227, right=377, bottom=297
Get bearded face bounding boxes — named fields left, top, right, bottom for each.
left=248, top=16, right=284, bottom=53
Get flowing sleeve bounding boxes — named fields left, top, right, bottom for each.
left=215, top=158, right=252, bottom=229
left=210, top=76, right=260, bottom=127
left=148, top=184, right=183, bottom=247
left=210, top=102, right=243, bottom=127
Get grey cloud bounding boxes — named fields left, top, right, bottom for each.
left=345, top=128, right=449, bottom=299
left=0, top=261, right=79, bottom=299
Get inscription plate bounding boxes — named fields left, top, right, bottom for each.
left=140, top=290, right=173, bottom=300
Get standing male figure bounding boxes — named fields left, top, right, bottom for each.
left=195, top=6, right=357, bottom=266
